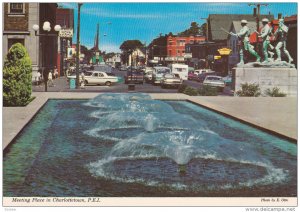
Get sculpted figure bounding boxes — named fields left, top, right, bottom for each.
left=259, top=18, right=274, bottom=62
left=230, top=20, right=261, bottom=65
left=274, top=18, right=293, bottom=63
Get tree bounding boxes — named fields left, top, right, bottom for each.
left=120, top=40, right=144, bottom=52
left=200, top=23, right=207, bottom=37
left=178, top=22, right=203, bottom=36
left=104, top=52, right=116, bottom=61
left=79, top=45, right=93, bottom=63
left=3, top=43, right=32, bottom=106
left=120, top=40, right=144, bottom=64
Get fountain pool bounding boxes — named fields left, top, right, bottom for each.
left=3, top=94, right=297, bottom=197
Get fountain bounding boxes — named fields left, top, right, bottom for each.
left=3, top=93, right=296, bottom=197
left=84, top=94, right=288, bottom=190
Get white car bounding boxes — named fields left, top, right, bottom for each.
left=84, top=71, right=118, bottom=86
left=203, top=75, right=225, bottom=91
left=161, top=73, right=182, bottom=88
left=67, top=71, right=117, bottom=86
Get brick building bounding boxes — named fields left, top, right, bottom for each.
left=56, top=7, right=74, bottom=76
left=166, top=35, right=205, bottom=63
left=3, top=3, right=58, bottom=78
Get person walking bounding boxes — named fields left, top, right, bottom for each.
left=48, top=71, right=54, bottom=87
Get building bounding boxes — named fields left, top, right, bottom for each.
left=128, top=48, right=146, bottom=66
left=56, top=7, right=74, bottom=76
left=148, top=34, right=205, bottom=65
left=166, top=35, right=205, bottom=63
left=3, top=3, right=58, bottom=78
left=106, top=53, right=121, bottom=68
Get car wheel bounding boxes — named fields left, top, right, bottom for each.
left=105, top=81, right=112, bottom=86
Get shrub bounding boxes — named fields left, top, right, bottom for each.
left=198, top=85, right=219, bottom=96
left=264, top=87, right=287, bottom=97
left=183, top=86, right=198, bottom=96
left=178, top=84, right=188, bottom=93
left=3, top=43, right=32, bottom=106
left=236, top=83, right=261, bottom=97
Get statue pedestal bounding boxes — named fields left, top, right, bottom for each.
left=233, top=67, right=297, bottom=97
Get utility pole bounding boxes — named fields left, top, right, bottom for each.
left=200, top=17, right=209, bottom=68
left=76, top=3, right=83, bottom=89
left=248, top=3, right=268, bottom=52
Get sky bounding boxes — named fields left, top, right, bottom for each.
left=58, top=2, right=297, bottom=53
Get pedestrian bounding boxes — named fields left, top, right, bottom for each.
left=80, top=72, right=85, bottom=89
left=54, top=66, right=58, bottom=78
left=36, top=71, right=41, bottom=86
left=48, top=71, right=54, bottom=87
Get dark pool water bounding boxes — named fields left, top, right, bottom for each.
left=3, top=94, right=297, bottom=197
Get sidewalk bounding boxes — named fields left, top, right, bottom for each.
left=32, top=76, right=70, bottom=92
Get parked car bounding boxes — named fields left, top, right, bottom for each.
left=83, top=71, right=118, bottom=86
left=222, top=75, right=232, bottom=85
left=144, top=71, right=153, bottom=83
left=161, top=73, right=182, bottom=89
left=152, top=66, right=171, bottom=85
left=196, top=71, right=216, bottom=82
left=120, top=65, right=127, bottom=71
left=188, top=72, right=198, bottom=80
left=124, top=70, right=144, bottom=84
left=203, top=75, right=225, bottom=91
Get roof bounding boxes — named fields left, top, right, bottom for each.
left=208, top=14, right=274, bottom=41
left=230, top=20, right=257, bottom=35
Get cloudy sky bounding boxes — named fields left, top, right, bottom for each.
left=58, top=2, right=297, bottom=53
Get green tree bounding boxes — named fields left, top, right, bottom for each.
left=178, top=22, right=203, bottom=36
left=3, top=43, right=32, bottom=106
left=120, top=40, right=144, bottom=64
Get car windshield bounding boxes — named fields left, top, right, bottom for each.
left=157, top=69, right=170, bottom=74
left=206, top=77, right=222, bottom=81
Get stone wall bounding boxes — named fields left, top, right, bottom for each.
left=234, top=67, right=297, bottom=97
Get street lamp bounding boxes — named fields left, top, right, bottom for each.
left=32, top=21, right=61, bottom=92
left=32, top=22, right=61, bottom=36
left=76, top=3, right=83, bottom=89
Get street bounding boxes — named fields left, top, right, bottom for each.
left=32, top=68, right=234, bottom=95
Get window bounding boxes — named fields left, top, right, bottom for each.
left=8, top=39, right=24, bottom=51
left=169, top=50, right=172, bottom=55
left=99, top=73, right=104, bottom=77
left=9, top=3, right=24, bottom=14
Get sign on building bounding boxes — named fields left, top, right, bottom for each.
left=59, top=29, right=73, bottom=38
